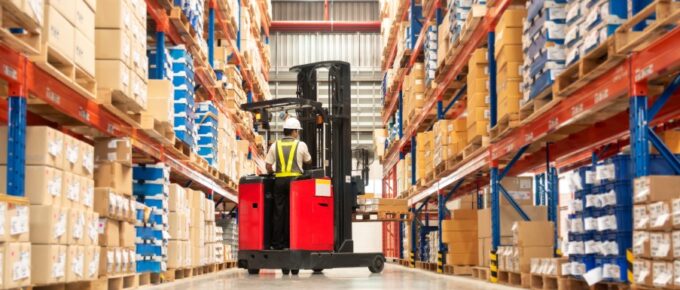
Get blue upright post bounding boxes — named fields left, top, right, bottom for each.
left=548, top=167, right=559, bottom=254
left=152, top=31, right=166, bottom=80
left=411, top=136, right=417, bottom=186
left=399, top=222, right=405, bottom=259
left=488, top=32, right=497, bottom=128
left=630, top=95, right=649, bottom=177
left=437, top=101, right=444, bottom=120
left=7, top=93, right=26, bottom=197
left=410, top=206, right=417, bottom=267
left=398, top=90, right=404, bottom=138
left=490, top=163, right=500, bottom=282
left=247, top=91, right=253, bottom=104
left=237, top=0, right=242, bottom=50
left=437, top=193, right=446, bottom=271
left=208, top=8, right=215, bottom=68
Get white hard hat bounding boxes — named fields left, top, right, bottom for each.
left=283, top=117, right=303, bottom=130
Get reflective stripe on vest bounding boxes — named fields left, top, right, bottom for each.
left=275, top=140, right=302, bottom=177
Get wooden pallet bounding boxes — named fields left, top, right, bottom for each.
left=96, top=89, right=145, bottom=128
left=434, top=161, right=449, bottom=179
left=161, top=268, right=193, bottom=282
left=168, top=7, right=207, bottom=63
left=463, top=135, right=490, bottom=159
left=439, top=5, right=486, bottom=81
left=445, top=153, right=463, bottom=171
left=29, top=43, right=96, bottom=100
left=614, top=0, right=680, bottom=54
left=106, top=274, right=139, bottom=290
left=132, top=113, right=175, bottom=146
left=166, top=138, right=192, bottom=160
left=490, top=113, right=520, bottom=141
left=519, top=87, right=562, bottom=124
left=562, top=278, right=630, bottom=290
left=33, top=280, right=108, bottom=290
left=443, top=265, right=473, bottom=276
left=554, top=38, right=624, bottom=97
left=472, top=266, right=489, bottom=281
left=353, top=211, right=409, bottom=222
left=0, top=2, right=41, bottom=56
left=498, top=271, right=528, bottom=287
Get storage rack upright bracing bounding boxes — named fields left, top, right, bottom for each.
left=379, top=0, right=680, bottom=280
left=0, top=0, right=271, bottom=208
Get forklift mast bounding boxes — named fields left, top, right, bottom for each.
left=290, top=61, right=354, bottom=253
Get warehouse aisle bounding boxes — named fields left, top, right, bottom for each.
left=149, top=264, right=518, bottom=290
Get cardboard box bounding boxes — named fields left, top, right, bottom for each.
left=633, top=231, right=650, bottom=257
left=4, top=204, right=29, bottom=242
left=442, top=230, right=477, bottom=244
left=467, top=121, right=489, bottom=138
left=9, top=0, right=45, bottom=27
left=75, top=0, right=94, bottom=39
left=446, top=251, right=477, bottom=265
left=21, top=165, right=63, bottom=206
left=98, top=218, right=119, bottom=247
left=650, top=232, right=673, bottom=259
left=62, top=172, right=81, bottom=209
left=2, top=242, right=31, bottom=288
left=86, top=212, right=99, bottom=246
left=652, top=261, right=673, bottom=288
left=512, top=221, right=554, bottom=247
left=75, top=28, right=95, bottom=79
left=129, top=70, right=147, bottom=109
left=99, top=247, right=116, bottom=276
left=62, top=135, right=80, bottom=174
left=119, top=222, right=135, bottom=248
left=634, top=205, right=649, bottom=230
left=95, top=0, right=132, bottom=29
left=42, top=4, right=75, bottom=60
left=66, top=245, right=85, bottom=282
left=31, top=244, right=67, bottom=284
left=168, top=240, right=184, bottom=269
left=84, top=245, right=99, bottom=280
left=190, top=190, right=206, bottom=213
left=478, top=206, right=548, bottom=238
left=47, top=0, right=76, bottom=24
left=0, top=126, right=63, bottom=168
left=94, top=188, right=120, bottom=219
left=673, top=198, right=680, bottom=229
left=82, top=177, right=94, bottom=210
left=30, top=204, right=67, bottom=244
left=94, top=138, right=132, bottom=164
left=147, top=80, right=174, bottom=124
left=648, top=200, right=672, bottom=230
left=672, top=231, right=680, bottom=258
left=94, top=162, right=132, bottom=196
left=95, top=29, right=132, bottom=66
left=634, top=176, right=680, bottom=204
left=95, top=60, right=131, bottom=96
left=633, top=259, right=652, bottom=286
left=168, top=184, right=186, bottom=213
left=501, top=177, right=533, bottom=206
left=67, top=208, right=86, bottom=245
left=169, top=212, right=188, bottom=240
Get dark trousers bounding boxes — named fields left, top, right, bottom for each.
left=272, top=177, right=293, bottom=249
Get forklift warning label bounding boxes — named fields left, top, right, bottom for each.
left=315, top=179, right=331, bottom=197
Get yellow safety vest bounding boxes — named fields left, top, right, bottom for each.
left=275, top=139, right=302, bottom=178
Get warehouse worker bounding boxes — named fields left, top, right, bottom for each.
left=265, top=117, right=312, bottom=250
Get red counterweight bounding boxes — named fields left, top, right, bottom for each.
left=238, top=178, right=267, bottom=251
left=289, top=178, right=334, bottom=251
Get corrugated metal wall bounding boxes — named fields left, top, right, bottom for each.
left=272, top=0, right=379, bottom=21
left=268, top=0, right=381, bottom=154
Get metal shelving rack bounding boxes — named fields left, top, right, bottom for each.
left=0, top=0, right=271, bottom=204
left=381, top=0, right=680, bottom=279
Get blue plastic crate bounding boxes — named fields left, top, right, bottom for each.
left=197, top=126, right=218, bottom=137
left=596, top=256, right=628, bottom=282
left=133, top=183, right=167, bottom=196
left=196, top=101, right=218, bottom=114
left=594, top=231, right=631, bottom=257
left=136, top=244, right=164, bottom=257
left=593, top=206, right=632, bottom=232
left=133, top=166, right=168, bottom=180
left=136, top=261, right=164, bottom=273
left=135, top=227, right=164, bottom=240
left=141, top=199, right=167, bottom=211
left=596, top=181, right=633, bottom=206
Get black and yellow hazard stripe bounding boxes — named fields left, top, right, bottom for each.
left=490, top=250, right=498, bottom=283
left=410, top=252, right=416, bottom=268
left=627, top=249, right=634, bottom=284
left=437, top=251, right=444, bottom=273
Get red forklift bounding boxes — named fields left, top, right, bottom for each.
left=237, top=61, right=385, bottom=275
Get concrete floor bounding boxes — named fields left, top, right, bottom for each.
left=148, top=264, right=520, bottom=290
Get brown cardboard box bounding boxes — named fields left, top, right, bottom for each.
left=447, top=251, right=477, bottom=265
left=19, top=165, right=63, bottom=206
left=75, top=0, right=94, bottom=40
left=0, top=126, right=64, bottom=168
left=169, top=183, right=186, bottom=212
left=648, top=200, right=672, bottom=230
left=9, top=0, right=44, bottom=27
left=94, top=138, right=132, bottom=165
left=31, top=244, right=67, bottom=284
left=86, top=212, right=99, bottom=246
left=650, top=232, right=673, bottom=260
left=147, top=80, right=174, bottom=124
left=501, top=177, right=534, bottom=206
left=93, top=188, right=120, bottom=219
left=673, top=231, right=680, bottom=258
left=442, top=220, right=477, bottom=232
left=30, top=204, right=67, bottom=244
left=84, top=245, right=99, bottom=280
left=169, top=212, right=188, bottom=240
left=47, top=0, right=76, bottom=24
left=75, top=30, right=95, bottom=78
left=99, top=247, right=117, bottom=276
left=478, top=206, right=548, bottom=238
left=5, top=204, right=29, bottom=242
left=98, top=218, right=120, bottom=247
left=94, top=162, right=132, bottom=196
left=119, top=222, right=135, bottom=248
left=68, top=208, right=86, bottom=245
left=442, top=230, right=477, bottom=244
left=634, top=176, right=680, bottom=204
left=168, top=240, right=183, bottom=269
left=62, top=134, right=82, bottom=175
left=66, top=245, right=85, bottom=282
left=42, top=5, right=75, bottom=60
left=95, top=60, right=131, bottom=96
left=634, top=205, right=648, bottom=230
left=95, top=0, right=132, bottom=29
left=633, top=231, right=650, bottom=257
left=61, top=171, right=76, bottom=208
left=2, top=242, right=31, bottom=288
left=514, top=246, right=554, bottom=273
left=652, top=261, right=673, bottom=288
left=467, top=93, right=490, bottom=108
left=633, top=259, right=652, bottom=286
left=673, top=198, right=680, bottom=229
left=675, top=260, right=680, bottom=288
left=512, top=221, right=554, bottom=247
left=452, top=209, right=478, bottom=220
left=95, top=29, right=132, bottom=65
left=82, top=177, right=95, bottom=210
left=190, top=190, right=206, bottom=213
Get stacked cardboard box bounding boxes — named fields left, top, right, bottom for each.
left=433, top=120, right=453, bottom=167
left=356, top=198, right=409, bottom=213
left=169, top=46, right=198, bottom=149
left=373, top=129, right=388, bottom=160
left=133, top=164, right=170, bottom=273
left=497, top=221, right=554, bottom=273
left=530, top=257, right=569, bottom=277
left=466, top=48, right=490, bottom=141
left=195, top=101, right=219, bottom=166
left=402, top=63, right=426, bottom=125
left=448, top=118, right=467, bottom=160
left=416, top=131, right=434, bottom=184
left=204, top=198, right=217, bottom=264
left=214, top=227, right=225, bottom=263
left=168, top=184, right=190, bottom=270
left=520, top=0, right=566, bottom=105
left=189, top=189, right=207, bottom=267
left=564, top=0, right=627, bottom=66
left=447, top=0, right=474, bottom=45
left=217, top=217, right=238, bottom=262
left=95, top=0, right=148, bottom=106
left=495, top=8, right=525, bottom=121
left=92, top=137, right=135, bottom=278
left=424, top=22, right=437, bottom=86
left=632, top=176, right=680, bottom=288
left=437, top=12, right=450, bottom=69
left=442, top=209, right=478, bottom=265
left=146, top=80, right=175, bottom=128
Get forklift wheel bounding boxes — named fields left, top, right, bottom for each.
left=368, top=257, right=385, bottom=274
left=291, top=269, right=300, bottom=275
left=248, top=269, right=260, bottom=275
left=282, top=269, right=290, bottom=275
left=313, top=269, right=324, bottom=274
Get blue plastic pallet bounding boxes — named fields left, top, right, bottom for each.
left=593, top=231, right=631, bottom=256
left=133, top=166, right=168, bottom=180
left=135, top=227, right=164, bottom=240
left=133, top=183, right=167, bottom=195
left=136, top=244, right=165, bottom=257
left=136, top=261, right=164, bottom=273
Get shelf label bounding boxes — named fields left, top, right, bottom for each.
left=78, top=107, right=90, bottom=122
left=571, top=103, right=584, bottom=117
left=525, top=132, right=534, bottom=143
left=635, top=64, right=654, bottom=82
left=3, top=65, right=17, bottom=81
left=594, top=89, right=608, bottom=103
left=46, top=88, right=60, bottom=104
left=549, top=117, right=559, bottom=130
